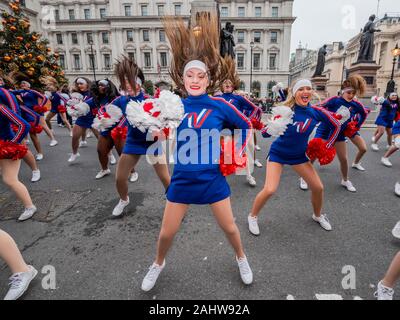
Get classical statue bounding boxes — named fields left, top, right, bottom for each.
left=220, top=22, right=235, bottom=59
left=313, top=45, right=327, bottom=77
left=357, top=14, right=381, bottom=62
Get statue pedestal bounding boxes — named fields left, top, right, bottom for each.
left=311, top=76, right=328, bottom=100
left=347, top=62, right=381, bottom=98
left=190, top=1, right=218, bottom=26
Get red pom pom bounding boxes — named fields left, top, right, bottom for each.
left=306, top=138, right=336, bottom=165
left=91, top=108, right=98, bottom=116
left=162, top=127, right=170, bottom=138
left=220, top=138, right=247, bottom=176
left=33, top=105, right=48, bottom=114
left=11, top=124, right=19, bottom=133
left=111, top=126, right=127, bottom=142
left=251, top=118, right=264, bottom=131
left=395, top=112, right=400, bottom=122
left=343, top=121, right=359, bottom=138
left=0, top=140, right=28, bottom=160
left=29, top=123, right=43, bottom=134
left=57, top=105, right=67, bottom=113
left=154, top=88, right=161, bottom=99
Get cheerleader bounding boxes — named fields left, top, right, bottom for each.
left=108, top=57, right=170, bottom=216
left=12, top=80, right=58, bottom=160
left=42, top=76, right=73, bottom=135
left=248, top=79, right=341, bottom=236
left=215, top=57, right=263, bottom=186
left=0, top=103, right=38, bottom=221
left=1, top=229, right=37, bottom=300
left=141, top=15, right=253, bottom=292
left=372, top=92, right=399, bottom=152
left=300, top=75, right=368, bottom=192
left=375, top=251, right=400, bottom=300
left=380, top=94, right=400, bottom=167
left=0, top=77, right=41, bottom=183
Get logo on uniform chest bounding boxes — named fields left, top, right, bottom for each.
left=293, top=118, right=312, bottom=133
left=184, top=109, right=213, bottom=128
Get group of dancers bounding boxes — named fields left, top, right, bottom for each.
left=1, top=14, right=400, bottom=300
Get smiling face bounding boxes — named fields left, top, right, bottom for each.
left=98, top=84, right=107, bottom=94
left=20, top=82, right=29, bottom=90
left=184, top=68, right=209, bottom=96
left=390, top=94, right=398, bottom=101
left=222, top=80, right=234, bottom=94
left=294, top=86, right=313, bottom=106
left=342, top=89, right=356, bottom=102
left=77, top=81, right=89, bottom=92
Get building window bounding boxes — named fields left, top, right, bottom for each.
left=128, top=52, right=135, bottom=61
left=269, top=53, right=277, bottom=69
left=255, top=7, right=262, bottom=17
left=253, top=53, right=261, bottom=69
left=254, top=31, right=261, bottom=43
left=141, top=5, right=148, bottom=16
left=160, top=52, right=168, bottom=67
left=84, top=9, right=91, bottom=19
left=71, top=33, right=78, bottom=45
left=69, top=9, right=75, bottom=20
left=86, top=33, right=93, bottom=44
left=159, top=30, right=166, bottom=42
left=272, top=7, right=279, bottom=17
left=238, top=7, right=245, bottom=17
left=237, top=53, right=245, bottom=69
left=237, top=31, right=245, bottom=43
left=144, top=52, right=151, bottom=67
left=124, top=5, right=132, bottom=16
left=56, top=33, right=63, bottom=45
left=55, top=9, right=60, bottom=21
left=73, top=54, right=81, bottom=70
left=271, top=31, right=278, bottom=43
left=104, top=54, right=111, bottom=70
left=59, top=54, right=66, bottom=69
left=158, top=5, right=165, bottom=16
left=364, top=76, right=374, bottom=85
left=175, top=4, right=182, bottom=16
left=398, top=57, right=400, bottom=69
left=127, top=30, right=134, bottom=42
left=102, top=32, right=109, bottom=44
left=88, top=54, right=96, bottom=70
left=143, top=30, right=150, bottom=42
left=100, top=8, right=106, bottom=19
left=221, top=7, right=228, bottom=17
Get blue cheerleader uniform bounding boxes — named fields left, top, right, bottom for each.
left=166, top=94, right=252, bottom=205
left=74, top=91, right=95, bottom=128
left=315, top=96, right=367, bottom=141
left=375, top=99, right=399, bottom=129
left=0, top=103, right=30, bottom=144
left=49, top=91, right=68, bottom=114
left=215, top=92, right=260, bottom=119
left=11, top=89, right=48, bottom=116
left=262, top=104, right=341, bottom=165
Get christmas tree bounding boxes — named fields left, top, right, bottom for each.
left=0, top=0, right=67, bottom=89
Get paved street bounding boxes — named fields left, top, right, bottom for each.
left=0, top=126, right=399, bottom=300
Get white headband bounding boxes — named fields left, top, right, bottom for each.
left=136, top=77, right=142, bottom=86
left=98, top=79, right=109, bottom=86
left=21, top=81, right=31, bottom=88
left=76, top=78, right=88, bottom=85
left=390, top=92, right=398, bottom=98
left=292, top=79, right=312, bottom=95
left=183, top=60, right=207, bottom=75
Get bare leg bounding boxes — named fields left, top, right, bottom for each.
left=382, top=252, right=400, bottom=289
left=97, top=135, right=114, bottom=170
left=40, top=117, right=55, bottom=141
left=45, top=112, right=56, bottom=130
left=148, top=154, right=170, bottom=189
left=384, top=146, right=399, bottom=159
left=71, top=125, right=84, bottom=155
left=22, top=150, right=39, bottom=171
left=59, top=113, right=72, bottom=132
left=115, top=154, right=141, bottom=201
left=81, top=128, right=87, bottom=142
left=386, top=128, right=393, bottom=147
left=351, top=135, right=367, bottom=165
left=0, top=229, right=29, bottom=274
left=29, top=133, right=42, bottom=155
left=374, top=126, right=386, bottom=144
left=335, top=141, right=349, bottom=181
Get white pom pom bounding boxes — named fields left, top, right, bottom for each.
left=67, top=102, right=90, bottom=118
left=335, top=106, right=351, bottom=124
left=92, top=104, right=123, bottom=131
left=395, top=136, right=400, bottom=149
left=371, top=96, right=385, bottom=105
left=265, top=106, right=294, bottom=137
left=70, top=92, right=84, bottom=100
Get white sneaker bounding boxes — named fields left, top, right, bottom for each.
left=130, top=172, right=139, bottom=183
left=352, top=163, right=365, bottom=171
left=312, top=214, right=332, bottom=231
left=49, top=140, right=58, bottom=147
left=3, top=265, right=38, bottom=300
left=86, top=131, right=92, bottom=138
left=246, top=175, right=257, bottom=187
left=254, top=159, right=263, bottom=168
left=18, top=206, right=37, bottom=222
left=31, top=170, right=41, bottom=183
left=392, top=221, right=400, bottom=239
left=79, top=140, right=88, bottom=148
left=300, top=178, right=309, bottom=191
left=112, top=197, right=130, bottom=217
left=141, top=261, right=165, bottom=292
left=374, top=281, right=394, bottom=300
left=371, top=136, right=376, bottom=143
left=35, top=154, right=43, bottom=161
left=69, top=131, right=73, bottom=137
left=341, top=180, right=356, bottom=192
left=109, top=154, right=117, bottom=165
left=395, top=183, right=400, bottom=197
left=236, top=256, right=253, bottom=285
left=371, top=143, right=380, bottom=151
left=381, top=157, right=393, bottom=167
left=255, top=145, right=261, bottom=151
left=68, top=153, right=80, bottom=163
left=248, top=215, right=260, bottom=236
left=95, top=169, right=111, bottom=179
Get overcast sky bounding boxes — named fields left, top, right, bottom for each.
left=291, top=0, right=400, bottom=53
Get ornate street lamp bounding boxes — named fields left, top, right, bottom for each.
left=386, top=43, right=400, bottom=96
left=250, top=41, right=254, bottom=95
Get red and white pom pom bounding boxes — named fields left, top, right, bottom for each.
left=264, top=106, right=294, bottom=137
left=67, top=101, right=90, bottom=118
left=29, top=123, right=43, bottom=134
left=92, top=104, right=123, bottom=132
left=343, top=120, right=359, bottom=138
left=335, top=106, right=351, bottom=124
left=219, top=137, right=247, bottom=177
left=111, top=126, right=128, bottom=142
left=33, top=105, right=48, bottom=114
left=371, top=96, right=385, bottom=105
left=0, top=140, right=28, bottom=160
left=57, top=105, right=67, bottom=113
left=306, top=138, right=336, bottom=165
left=67, top=92, right=84, bottom=107
left=251, top=118, right=264, bottom=131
